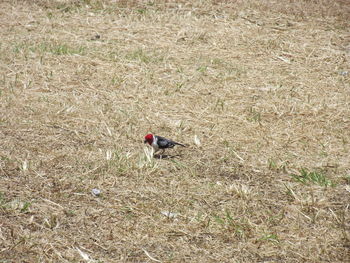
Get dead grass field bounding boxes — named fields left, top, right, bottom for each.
left=0, top=0, right=349, bottom=262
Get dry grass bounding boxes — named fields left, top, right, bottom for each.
left=0, top=0, right=349, bottom=262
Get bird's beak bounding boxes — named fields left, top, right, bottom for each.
left=144, top=140, right=147, bottom=144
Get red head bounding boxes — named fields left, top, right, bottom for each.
left=144, top=134, right=154, bottom=145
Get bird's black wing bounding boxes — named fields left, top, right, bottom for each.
left=156, top=136, right=176, bottom=149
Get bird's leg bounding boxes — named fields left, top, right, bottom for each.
left=160, top=149, right=165, bottom=159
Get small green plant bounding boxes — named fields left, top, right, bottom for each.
left=223, top=140, right=244, bottom=162
left=64, top=210, right=76, bottom=217
left=289, top=169, right=335, bottom=187
left=213, top=211, right=248, bottom=238
left=268, top=158, right=277, bottom=170
left=259, top=233, right=279, bottom=244
left=0, top=192, right=5, bottom=206
left=3, top=198, right=32, bottom=213
left=44, top=214, right=58, bottom=229
left=51, top=44, right=85, bottom=55
left=175, top=82, right=184, bottom=92
left=196, top=65, right=207, bottom=73
left=20, top=201, right=31, bottom=213
left=27, top=42, right=86, bottom=55
left=247, top=107, right=261, bottom=122
left=284, top=183, right=297, bottom=200
left=13, top=43, right=24, bottom=53
left=214, top=98, right=225, bottom=112
left=137, top=8, right=147, bottom=15
left=268, top=158, right=287, bottom=172
left=126, top=49, right=151, bottom=63
left=213, top=215, right=225, bottom=225
left=213, top=211, right=235, bottom=227
left=47, top=12, right=53, bottom=19
left=121, top=206, right=135, bottom=219
left=319, top=142, right=328, bottom=157
left=111, top=76, right=124, bottom=86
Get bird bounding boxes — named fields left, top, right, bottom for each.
left=144, top=134, right=186, bottom=156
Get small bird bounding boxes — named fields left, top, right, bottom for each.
left=144, top=134, right=186, bottom=155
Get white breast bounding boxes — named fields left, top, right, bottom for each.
left=151, top=136, right=159, bottom=152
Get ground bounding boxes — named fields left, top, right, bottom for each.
left=0, top=0, right=349, bottom=262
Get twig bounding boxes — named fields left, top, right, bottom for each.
left=142, top=249, right=162, bottom=263
left=41, top=198, right=64, bottom=209
left=231, top=149, right=244, bottom=162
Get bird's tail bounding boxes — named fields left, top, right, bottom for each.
left=174, top=142, right=186, bottom=147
